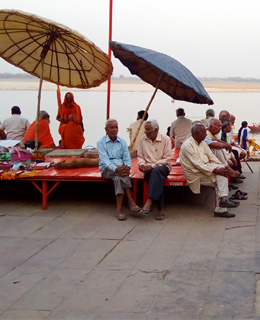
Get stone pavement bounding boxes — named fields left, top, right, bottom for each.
left=0, top=162, right=260, bottom=320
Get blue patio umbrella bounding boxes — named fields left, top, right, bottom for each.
left=109, top=41, right=213, bottom=105
left=109, top=41, right=213, bottom=150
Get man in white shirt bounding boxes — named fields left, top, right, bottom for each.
left=128, top=110, right=148, bottom=151
left=0, top=106, right=30, bottom=141
left=180, top=122, right=239, bottom=218
left=170, top=108, right=192, bottom=148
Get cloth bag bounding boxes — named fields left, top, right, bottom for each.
left=11, top=148, right=32, bottom=162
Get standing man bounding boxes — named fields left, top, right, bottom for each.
left=201, top=108, right=215, bottom=127
left=128, top=110, right=148, bottom=151
left=0, top=106, right=30, bottom=141
left=180, top=123, right=239, bottom=218
left=138, top=119, right=172, bottom=220
left=97, top=119, right=140, bottom=221
left=170, top=108, right=192, bottom=148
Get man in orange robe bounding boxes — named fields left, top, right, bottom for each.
left=24, top=111, right=56, bottom=148
left=59, top=115, right=85, bottom=149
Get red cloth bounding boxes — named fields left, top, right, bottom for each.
left=24, top=119, right=54, bottom=148
left=59, top=121, right=85, bottom=149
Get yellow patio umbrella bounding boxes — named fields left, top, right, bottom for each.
left=0, top=9, right=113, bottom=149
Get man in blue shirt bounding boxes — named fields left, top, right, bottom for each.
left=97, top=119, right=140, bottom=221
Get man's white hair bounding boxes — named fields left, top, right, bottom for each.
left=146, top=119, right=159, bottom=130
left=105, top=118, right=117, bottom=127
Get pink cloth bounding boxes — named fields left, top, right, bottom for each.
left=137, top=132, right=172, bottom=171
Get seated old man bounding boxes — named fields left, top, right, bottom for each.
left=205, top=118, right=238, bottom=171
left=138, top=119, right=172, bottom=220
left=219, top=110, right=246, bottom=180
left=97, top=118, right=140, bottom=221
left=180, top=123, right=239, bottom=218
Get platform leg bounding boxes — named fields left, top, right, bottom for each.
left=42, top=181, right=47, bottom=210
left=143, top=180, right=149, bottom=206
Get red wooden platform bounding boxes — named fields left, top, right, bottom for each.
left=17, top=149, right=187, bottom=209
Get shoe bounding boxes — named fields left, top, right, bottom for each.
left=238, top=174, right=246, bottom=179
left=214, top=211, right=236, bottom=218
left=139, top=208, right=151, bottom=215
left=229, top=184, right=239, bottom=190
left=235, top=189, right=248, bottom=196
left=229, top=198, right=240, bottom=206
left=219, top=199, right=239, bottom=208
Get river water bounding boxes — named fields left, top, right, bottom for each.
left=0, top=90, right=259, bottom=146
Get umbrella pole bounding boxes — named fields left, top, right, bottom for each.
left=35, top=58, right=44, bottom=150
left=129, top=74, right=163, bottom=151
left=106, top=0, right=113, bottom=119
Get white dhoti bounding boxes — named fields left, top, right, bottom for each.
left=200, top=171, right=229, bottom=213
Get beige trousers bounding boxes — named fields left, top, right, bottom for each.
left=200, top=170, right=229, bottom=213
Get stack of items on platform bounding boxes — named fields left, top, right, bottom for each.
left=0, top=146, right=51, bottom=180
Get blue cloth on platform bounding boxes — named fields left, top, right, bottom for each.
left=97, top=135, right=131, bottom=173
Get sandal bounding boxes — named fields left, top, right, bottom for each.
left=139, top=208, right=151, bottom=215
left=155, top=214, right=165, bottom=220
left=117, top=213, right=127, bottom=221
left=235, top=190, right=248, bottom=196
left=230, top=194, right=247, bottom=200
left=129, top=204, right=141, bottom=212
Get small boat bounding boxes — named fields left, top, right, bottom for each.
left=248, top=125, right=260, bottom=133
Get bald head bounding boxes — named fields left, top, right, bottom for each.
left=219, top=110, right=230, bottom=121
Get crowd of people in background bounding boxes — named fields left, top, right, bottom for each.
left=0, top=94, right=251, bottom=222
left=0, top=89, right=85, bottom=150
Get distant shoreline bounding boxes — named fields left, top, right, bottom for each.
left=1, top=78, right=260, bottom=93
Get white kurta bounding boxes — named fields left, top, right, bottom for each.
left=180, top=136, right=223, bottom=194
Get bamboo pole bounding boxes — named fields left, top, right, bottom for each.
left=129, top=73, right=163, bottom=151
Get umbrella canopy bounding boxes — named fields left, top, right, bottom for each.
left=0, top=10, right=113, bottom=149
left=109, top=41, right=213, bottom=105
left=0, top=10, right=113, bottom=88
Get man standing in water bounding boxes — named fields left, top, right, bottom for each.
left=97, top=119, right=140, bottom=221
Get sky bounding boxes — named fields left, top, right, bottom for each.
left=0, top=0, right=259, bottom=78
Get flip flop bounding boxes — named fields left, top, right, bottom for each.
left=155, top=214, right=164, bottom=220
left=139, top=208, right=151, bottom=215
left=117, top=213, right=127, bottom=221
left=129, top=204, right=141, bottom=212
